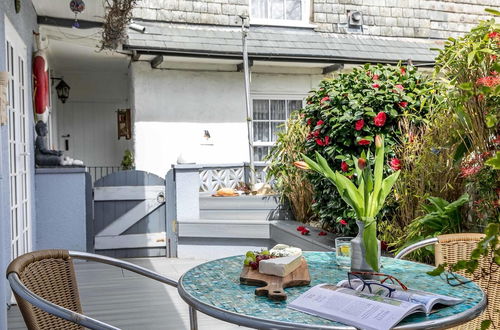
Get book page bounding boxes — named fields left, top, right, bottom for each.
left=337, top=279, right=463, bottom=314
left=288, top=284, right=423, bottom=330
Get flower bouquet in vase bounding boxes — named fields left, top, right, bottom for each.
left=297, top=135, right=400, bottom=272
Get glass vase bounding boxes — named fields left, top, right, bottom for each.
left=350, top=219, right=381, bottom=273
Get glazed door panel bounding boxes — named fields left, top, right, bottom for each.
left=5, top=17, right=32, bottom=260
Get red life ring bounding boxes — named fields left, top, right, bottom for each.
left=33, top=49, right=49, bottom=122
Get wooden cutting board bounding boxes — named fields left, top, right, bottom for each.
left=239, top=258, right=311, bottom=301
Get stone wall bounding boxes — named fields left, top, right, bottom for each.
left=134, top=0, right=499, bottom=39
left=313, top=0, right=499, bottom=38
left=134, top=0, right=248, bottom=26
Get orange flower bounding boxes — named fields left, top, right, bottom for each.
left=293, top=161, right=310, bottom=170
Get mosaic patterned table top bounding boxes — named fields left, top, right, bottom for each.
left=180, top=252, right=485, bottom=328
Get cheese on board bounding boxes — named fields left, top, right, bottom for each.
left=259, top=254, right=302, bottom=277
left=269, top=244, right=302, bottom=257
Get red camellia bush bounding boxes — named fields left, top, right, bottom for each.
left=300, top=63, right=433, bottom=233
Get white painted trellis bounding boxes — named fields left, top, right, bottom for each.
left=93, top=170, right=167, bottom=257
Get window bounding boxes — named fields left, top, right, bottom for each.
left=252, top=98, right=303, bottom=161
left=251, top=0, right=310, bottom=26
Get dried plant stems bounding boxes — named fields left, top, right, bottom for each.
left=101, top=0, right=138, bottom=50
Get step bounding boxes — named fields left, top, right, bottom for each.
left=199, top=193, right=280, bottom=210
left=199, top=209, right=282, bottom=220
left=177, top=219, right=270, bottom=239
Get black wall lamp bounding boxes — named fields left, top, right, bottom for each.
left=51, top=77, right=71, bottom=103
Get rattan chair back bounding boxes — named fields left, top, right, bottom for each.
left=435, top=233, right=499, bottom=330
left=7, top=249, right=84, bottom=330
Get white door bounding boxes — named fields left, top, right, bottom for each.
left=5, top=17, right=32, bottom=260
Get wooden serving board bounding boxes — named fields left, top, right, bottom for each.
left=239, top=258, right=311, bottom=301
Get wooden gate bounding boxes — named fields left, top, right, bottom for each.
left=93, top=170, right=167, bottom=257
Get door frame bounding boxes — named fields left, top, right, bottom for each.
left=5, top=15, right=32, bottom=261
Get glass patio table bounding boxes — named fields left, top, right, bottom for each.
left=178, top=251, right=486, bottom=330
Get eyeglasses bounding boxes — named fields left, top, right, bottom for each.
left=347, top=272, right=408, bottom=297
left=440, top=271, right=473, bottom=287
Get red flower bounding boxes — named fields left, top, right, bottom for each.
left=400, top=67, right=406, bottom=74
left=317, top=120, right=324, bottom=126
left=491, top=54, right=497, bottom=62
left=492, top=135, right=500, bottom=144
left=320, top=96, right=330, bottom=104
left=374, top=112, right=387, bottom=127
left=476, top=76, right=500, bottom=87
left=372, top=74, right=379, bottom=80
left=398, top=101, right=408, bottom=108
left=355, top=119, right=364, bottom=131
left=316, top=138, right=325, bottom=146
left=395, top=84, right=404, bottom=91
left=339, top=219, right=347, bottom=225
left=301, top=228, right=310, bottom=235
left=296, top=226, right=305, bottom=231
left=307, top=118, right=312, bottom=126
left=358, top=158, right=367, bottom=170
left=341, top=161, right=349, bottom=172
left=318, top=231, right=327, bottom=236
left=324, top=136, right=330, bottom=145
left=306, top=133, right=313, bottom=140
left=389, top=158, right=402, bottom=171
left=358, top=139, right=371, bottom=146
left=488, top=31, right=500, bottom=39
left=313, top=130, right=320, bottom=137
left=372, top=83, right=380, bottom=88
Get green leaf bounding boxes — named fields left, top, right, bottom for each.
left=485, top=152, right=500, bottom=170
left=374, top=171, right=401, bottom=215
left=480, top=320, right=492, bottom=330
left=427, top=264, right=446, bottom=276
left=485, top=8, right=500, bottom=16
left=363, top=219, right=379, bottom=272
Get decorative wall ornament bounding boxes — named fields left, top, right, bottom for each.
left=0, top=72, right=8, bottom=125
left=101, top=0, right=138, bottom=50
left=69, top=0, right=85, bottom=28
left=117, top=108, right=131, bottom=140
left=33, top=34, right=50, bottom=122
left=14, top=0, right=20, bottom=13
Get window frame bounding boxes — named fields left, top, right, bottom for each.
left=249, top=0, right=312, bottom=28
left=251, top=94, right=305, bottom=161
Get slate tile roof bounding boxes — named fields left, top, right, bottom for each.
left=125, top=22, right=443, bottom=64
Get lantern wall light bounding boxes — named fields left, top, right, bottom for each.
left=51, top=77, right=71, bottom=104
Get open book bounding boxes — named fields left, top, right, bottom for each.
left=288, top=283, right=463, bottom=330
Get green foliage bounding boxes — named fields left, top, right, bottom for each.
left=486, top=152, right=500, bottom=169
left=300, top=63, right=433, bottom=231
left=434, top=17, right=499, bottom=158
left=302, top=136, right=400, bottom=271
left=395, top=194, right=469, bottom=262
left=266, top=113, right=314, bottom=222
left=121, top=149, right=135, bottom=170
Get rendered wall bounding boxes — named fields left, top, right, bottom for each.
left=35, top=168, right=92, bottom=252
left=130, top=62, right=323, bottom=176
left=0, top=1, right=37, bottom=327
left=134, top=0, right=499, bottom=39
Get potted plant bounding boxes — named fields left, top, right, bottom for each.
left=296, top=135, right=400, bottom=272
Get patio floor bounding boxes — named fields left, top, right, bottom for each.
left=7, top=257, right=250, bottom=330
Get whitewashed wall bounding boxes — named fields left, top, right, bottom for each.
left=131, top=61, right=323, bottom=177
left=54, top=70, right=133, bottom=167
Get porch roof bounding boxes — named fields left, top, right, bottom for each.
left=124, top=22, right=442, bottom=65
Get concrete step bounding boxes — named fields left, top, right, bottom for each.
left=177, top=219, right=270, bottom=239
left=200, top=209, right=279, bottom=220
left=199, top=193, right=280, bottom=210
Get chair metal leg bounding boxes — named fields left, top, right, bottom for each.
left=189, top=306, right=198, bottom=330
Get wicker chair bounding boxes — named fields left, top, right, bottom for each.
left=395, top=233, right=499, bottom=330
left=6, top=249, right=198, bottom=330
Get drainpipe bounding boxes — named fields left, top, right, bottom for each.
left=240, top=15, right=256, bottom=186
